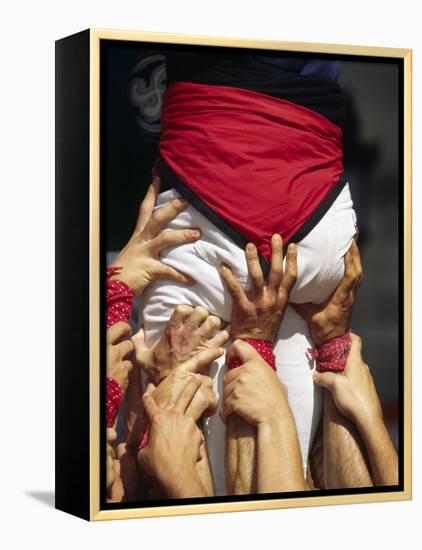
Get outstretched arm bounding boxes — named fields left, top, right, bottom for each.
left=220, top=234, right=297, bottom=494
left=314, top=334, right=398, bottom=487
left=322, top=392, right=372, bottom=488
left=221, top=340, right=307, bottom=493
left=293, top=241, right=373, bottom=488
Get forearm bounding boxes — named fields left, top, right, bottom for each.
left=195, top=438, right=214, bottom=496
left=226, top=415, right=257, bottom=495
left=225, top=339, right=276, bottom=495
left=356, top=414, right=398, bottom=486
left=160, top=466, right=210, bottom=499
left=257, top=417, right=307, bottom=493
left=323, top=391, right=373, bottom=488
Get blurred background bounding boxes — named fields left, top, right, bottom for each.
left=103, top=43, right=401, bottom=447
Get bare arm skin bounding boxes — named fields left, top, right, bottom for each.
left=221, top=340, right=307, bottom=493
left=314, top=334, right=398, bottom=487
left=355, top=413, right=398, bottom=486
left=195, top=437, right=214, bottom=496
left=323, top=391, right=372, bottom=488
left=257, top=418, right=307, bottom=493
left=226, top=415, right=257, bottom=494
left=293, top=241, right=372, bottom=488
left=220, top=234, right=297, bottom=494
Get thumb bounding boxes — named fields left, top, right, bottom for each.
left=348, top=333, right=362, bottom=360
left=132, top=326, right=146, bottom=346
left=142, top=383, right=159, bottom=418
left=313, top=370, right=338, bottom=393
left=107, top=321, right=132, bottom=345
left=226, top=339, right=258, bottom=364
left=343, top=333, right=363, bottom=374
left=181, top=347, right=225, bottom=374
left=132, top=327, right=148, bottom=356
left=132, top=327, right=154, bottom=365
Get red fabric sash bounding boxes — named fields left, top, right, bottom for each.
left=159, top=82, right=343, bottom=262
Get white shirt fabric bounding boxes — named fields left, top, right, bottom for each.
left=139, top=183, right=357, bottom=496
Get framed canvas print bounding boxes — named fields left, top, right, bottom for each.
left=55, top=28, right=412, bottom=521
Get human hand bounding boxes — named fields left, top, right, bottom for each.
left=107, top=322, right=134, bottom=391
left=313, top=333, right=382, bottom=428
left=137, top=378, right=204, bottom=487
left=292, top=240, right=362, bottom=346
left=132, top=305, right=229, bottom=382
left=109, top=177, right=201, bottom=296
left=146, top=346, right=223, bottom=421
left=220, top=234, right=297, bottom=341
left=220, top=339, right=289, bottom=427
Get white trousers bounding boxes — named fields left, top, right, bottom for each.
left=139, top=184, right=357, bottom=496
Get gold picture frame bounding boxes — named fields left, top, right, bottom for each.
left=55, top=28, right=412, bottom=521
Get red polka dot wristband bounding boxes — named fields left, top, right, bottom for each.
left=227, top=338, right=276, bottom=371
left=106, top=378, right=124, bottom=428
left=139, top=339, right=276, bottom=453
left=307, top=330, right=351, bottom=373
left=106, top=267, right=135, bottom=328
left=105, top=266, right=134, bottom=427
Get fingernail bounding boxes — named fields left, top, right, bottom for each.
left=246, top=243, right=255, bottom=253
left=289, top=243, right=297, bottom=252
left=220, top=263, right=228, bottom=271
left=191, top=229, right=201, bottom=238
left=218, top=347, right=225, bottom=354
left=273, top=233, right=282, bottom=243
left=176, top=197, right=188, bottom=207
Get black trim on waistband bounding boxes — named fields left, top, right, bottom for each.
left=287, top=177, right=348, bottom=247
left=154, top=155, right=347, bottom=278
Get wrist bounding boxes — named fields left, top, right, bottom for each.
left=311, top=322, right=349, bottom=347
left=160, top=464, right=198, bottom=498
left=233, top=329, right=276, bottom=341
left=108, top=264, right=146, bottom=296
left=257, top=411, right=285, bottom=433
left=309, top=331, right=351, bottom=373
left=135, top=347, right=163, bottom=383
left=355, top=408, right=384, bottom=437
left=228, top=338, right=276, bottom=371
left=109, top=272, right=137, bottom=294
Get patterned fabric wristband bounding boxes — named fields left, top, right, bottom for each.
left=227, top=338, right=276, bottom=371
left=106, top=378, right=124, bottom=428
left=106, top=266, right=135, bottom=328
left=307, top=330, right=351, bottom=373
